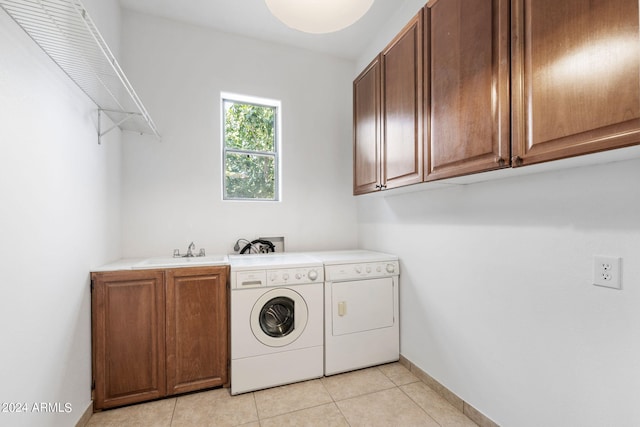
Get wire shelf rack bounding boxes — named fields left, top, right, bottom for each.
left=0, top=0, right=160, bottom=142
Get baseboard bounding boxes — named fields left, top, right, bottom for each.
left=74, top=401, right=93, bottom=427
left=398, top=355, right=499, bottom=427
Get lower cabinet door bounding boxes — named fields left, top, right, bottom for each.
left=92, top=270, right=166, bottom=410
left=165, top=267, right=228, bottom=395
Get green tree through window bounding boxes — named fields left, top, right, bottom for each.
left=222, top=95, right=279, bottom=200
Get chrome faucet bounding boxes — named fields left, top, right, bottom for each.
left=173, top=242, right=205, bottom=258
left=185, top=242, right=196, bottom=257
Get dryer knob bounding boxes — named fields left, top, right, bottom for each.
left=354, top=265, right=362, bottom=274
left=283, top=273, right=290, bottom=280
left=295, top=273, right=302, bottom=280
left=308, top=269, right=318, bottom=281
left=269, top=272, right=278, bottom=281
left=386, top=263, right=395, bottom=273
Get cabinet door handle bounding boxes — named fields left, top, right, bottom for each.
left=511, top=156, right=523, bottom=167
left=494, top=156, right=505, bottom=166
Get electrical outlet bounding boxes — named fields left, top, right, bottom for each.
left=593, top=256, right=622, bottom=289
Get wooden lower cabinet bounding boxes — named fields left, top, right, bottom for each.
left=91, top=269, right=165, bottom=410
left=91, top=266, right=228, bottom=410
left=165, top=268, right=228, bottom=395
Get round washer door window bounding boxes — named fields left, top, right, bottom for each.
left=250, top=288, right=308, bottom=347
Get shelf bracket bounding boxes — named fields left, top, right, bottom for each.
left=98, top=109, right=142, bottom=144
left=0, top=0, right=160, bottom=143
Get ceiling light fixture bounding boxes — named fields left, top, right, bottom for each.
left=265, top=0, right=375, bottom=34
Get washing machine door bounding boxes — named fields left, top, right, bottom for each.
left=250, top=288, right=308, bottom=347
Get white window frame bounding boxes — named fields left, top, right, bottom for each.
left=221, top=92, right=282, bottom=202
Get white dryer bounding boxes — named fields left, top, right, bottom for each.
left=310, top=250, right=400, bottom=376
left=229, top=253, right=324, bottom=394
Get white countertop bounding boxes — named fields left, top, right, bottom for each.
left=92, top=255, right=229, bottom=272
left=92, top=250, right=399, bottom=272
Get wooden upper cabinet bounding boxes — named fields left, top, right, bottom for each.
left=425, top=0, right=510, bottom=181
left=382, top=11, right=424, bottom=189
left=511, top=0, right=640, bottom=166
left=353, top=12, right=422, bottom=194
left=353, top=56, right=381, bottom=195
left=92, top=270, right=166, bottom=410
left=165, top=266, right=228, bottom=395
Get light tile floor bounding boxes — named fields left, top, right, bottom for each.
left=87, top=363, right=478, bottom=427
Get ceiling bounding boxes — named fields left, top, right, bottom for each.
left=118, top=0, right=408, bottom=60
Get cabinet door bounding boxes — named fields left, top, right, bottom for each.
left=165, top=266, right=228, bottom=395
left=511, top=0, right=640, bottom=166
left=425, top=0, right=510, bottom=180
left=92, top=270, right=165, bottom=410
left=382, top=12, right=424, bottom=189
left=353, top=56, right=382, bottom=195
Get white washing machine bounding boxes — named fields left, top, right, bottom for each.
left=309, top=250, right=400, bottom=376
left=229, top=253, right=324, bottom=394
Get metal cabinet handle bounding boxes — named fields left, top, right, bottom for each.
left=511, top=156, right=523, bottom=167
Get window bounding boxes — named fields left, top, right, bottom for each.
left=222, top=93, right=280, bottom=201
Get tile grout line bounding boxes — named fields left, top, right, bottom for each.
left=321, top=364, right=412, bottom=425
left=250, top=391, right=259, bottom=423
left=396, top=383, right=444, bottom=427
left=378, top=364, right=445, bottom=427
left=257, top=401, right=349, bottom=425
left=254, top=377, right=354, bottom=424
left=255, top=368, right=406, bottom=425
left=168, top=397, right=177, bottom=426
left=319, top=376, right=352, bottom=426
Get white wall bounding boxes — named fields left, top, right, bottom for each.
left=0, top=1, right=122, bottom=425
left=358, top=160, right=640, bottom=426
left=118, top=10, right=358, bottom=257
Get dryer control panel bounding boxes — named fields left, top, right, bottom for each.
left=325, top=261, right=399, bottom=282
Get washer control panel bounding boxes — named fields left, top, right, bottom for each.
left=325, top=261, right=399, bottom=282
left=233, top=266, right=324, bottom=289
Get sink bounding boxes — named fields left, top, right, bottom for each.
left=132, top=255, right=228, bottom=269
